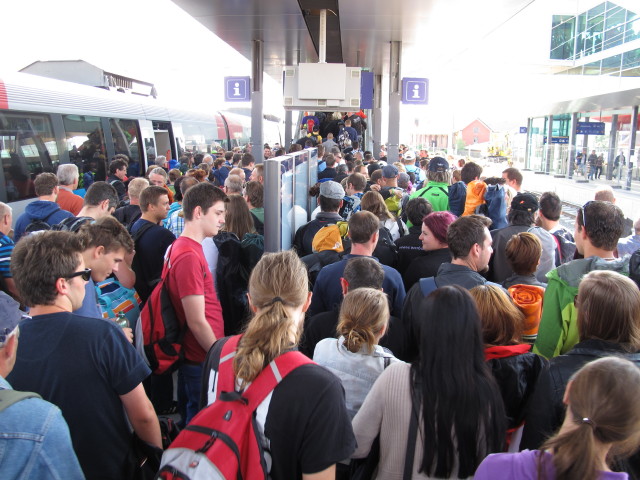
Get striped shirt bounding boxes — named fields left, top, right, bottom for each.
left=0, top=234, right=15, bottom=278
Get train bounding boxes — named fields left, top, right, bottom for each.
left=0, top=71, right=282, bottom=217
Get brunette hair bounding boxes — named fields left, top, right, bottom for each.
left=539, top=357, right=640, bottom=480
left=576, top=270, right=640, bottom=351
left=505, top=232, right=542, bottom=276
left=234, top=251, right=308, bottom=388
left=337, top=288, right=389, bottom=354
left=360, top=191, right=393, bottom=221
left=470, top=284, right=524, bottom=346
left=224, top=195, right=256, bottom=240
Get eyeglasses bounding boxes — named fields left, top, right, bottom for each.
left=579, top=201, right=594, bottom=230
left=66, top=268, right=92, bottom=282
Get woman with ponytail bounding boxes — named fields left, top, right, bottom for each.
left=351, top=285, right=505, bottom=478
left=202, top=250, right=356, bottom=480
left=313, top=287, right=401, bottom=420
left=476, top=356, right=640, bottom=480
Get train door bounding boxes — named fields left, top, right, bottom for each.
left=139, top=120, right=155, bottom=174
left=152, top=120, right=176, bottom=164
left=171, top=123, right=185, bottom=159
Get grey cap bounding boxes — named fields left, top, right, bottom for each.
left=0, top=292, right=23, bottom=345
left=319, top=181, right=345, bottom=200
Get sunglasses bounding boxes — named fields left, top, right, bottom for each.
left=66, top=268, right=92, bottom=282
left=579, top=201, right=593, bottom=230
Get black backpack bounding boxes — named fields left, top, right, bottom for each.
left=373, top=227, right=398, bottom=268
left=630, top=249, right=640, bottom=289
left=52, top=216, right=93, bottom=233
left=23, top=209, right=59, bottom=235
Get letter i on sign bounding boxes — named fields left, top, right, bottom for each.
left=234, top=82, right=240, bottom=96
left=412, top=85, right=420, bottom=99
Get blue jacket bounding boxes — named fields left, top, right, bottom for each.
left=13, top=201, right=74, bottom=243
left=0, top=377, right=84, bottom=479
left=310, top=254, right=406, bottom=318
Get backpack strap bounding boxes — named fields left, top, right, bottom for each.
left=403, top=382, right=420, bottom=480
left=42, top=209, right=59, bottom=224
left=199, top=336, right=233, bottom=410
left=419, top=277, right=438, bottom=297
left=0, top=389, right=41, bottom=413
left=216, top=334, right=314, bottom=410
left=130, top=221, right=156, bottom=243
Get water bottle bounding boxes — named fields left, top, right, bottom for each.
left=115, top=311, right=129, bottom=329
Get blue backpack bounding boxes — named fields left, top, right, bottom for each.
left=447, top=182, right=467, bottom=217
left=484, top=184, right=508, bottom=230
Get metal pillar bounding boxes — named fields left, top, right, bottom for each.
left=372, top=74, right=383, bottom=156
left=285, top=110, right=292, bottom=150
left=627, top=106, right=638, bottom=191
left=544, top=115, right=553, bottom=174
left=388, top=41, right=401, bottom=164
left=524, top=117, right=533, bottom=169
left=568, top=112, right=578, bottom=179
left=606, top=114, right=618, bottom=180
left=251, top=40, right=264, bottom=154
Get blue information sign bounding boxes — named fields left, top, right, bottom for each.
left=576, top=122, right=605, bottom=135
left=519, top=127, right=528, bottom=134
left=224, top=76, right=251, bottom=102
left=401, top=78, right=429, bottom=105
left=360, top=71, right=374, bottom=109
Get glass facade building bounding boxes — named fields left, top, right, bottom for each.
left=550, top=2, right=640, bottom=76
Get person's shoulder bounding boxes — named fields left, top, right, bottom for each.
left=476, top=450, right=540, bottom=479
left=381, top=263, right=402, bottom=280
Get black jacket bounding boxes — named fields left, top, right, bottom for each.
left=487, top=351, right=547, bottom=430
left=520, top=339, right=640, bottom=478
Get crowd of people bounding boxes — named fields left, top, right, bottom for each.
left=1, top=134, right=640, bottom=480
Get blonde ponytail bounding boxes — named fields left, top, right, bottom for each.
left=233, top=250, right=308, bottom=389
left=337, top=288, right=389, bottom=353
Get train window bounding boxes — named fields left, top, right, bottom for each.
left=181, top=122, right=226, bottom=154
left=63, top=115, right=107, bottom=185
left=110, top=118, right=142, bottom=177
left=0, top=111, right=58, bottom=202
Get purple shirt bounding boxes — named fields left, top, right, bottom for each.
left=475, top=450, right=628, bottom=480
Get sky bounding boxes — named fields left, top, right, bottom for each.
left=2, top=0, right=637, bottom=141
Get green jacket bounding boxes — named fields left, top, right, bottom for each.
left=533, top=256, right=630, bottom=359
left=410, top=181, right=449, bottom=212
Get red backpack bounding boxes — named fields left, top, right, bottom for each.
left=137, top=240, right=191, bottom=375
left=156, top=335, right=313, bottom=479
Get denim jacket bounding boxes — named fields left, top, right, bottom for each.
left=313, top=336, right=401, bottom=420
left=0, top=376, right=84, bottom=480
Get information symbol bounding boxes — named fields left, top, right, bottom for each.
left=412, top=85, right=420, bottom=99
left=233, top=82, right=241, bottom=96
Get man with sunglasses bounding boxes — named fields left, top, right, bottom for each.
left=534, top=200, right=627, bottom=359
left=7, top=231, right=161, bottom=479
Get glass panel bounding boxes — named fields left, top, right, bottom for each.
left=576, top=13, right=587, bottom=58
left=602, top=54, right=622, bottom=74
left=604, top=4, right=626, bottom=49
left=584, top=61, right=602, bottom=74
left=110, top=118, right=142, bottom=177
left=622, top=48, right=640, bottom=76
left=586, top=11, right=605, bottom=55
left=63, top=115, right=107, bottom=186
left=551, top=15, right=576, bottom=60
left=625, top=12, right=640, bottom=43
left=0, top=111, right=58, bottom=202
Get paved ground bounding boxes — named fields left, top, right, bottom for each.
left=480, top=162, right=639, bottom=222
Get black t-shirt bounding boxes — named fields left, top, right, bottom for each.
left=7, top=312, right=151, bottom=479
left=205, top=359, right=355, bottom=479
left=113, top=204, right=141, bottom=228
left=130, top=219, right=176, bottom=303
